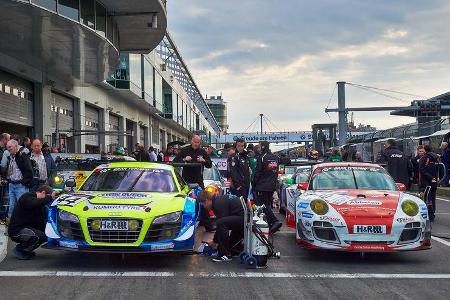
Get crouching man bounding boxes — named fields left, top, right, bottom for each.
left=8, top=185, right=53, bottom=260
left=198, top=190, right=244, bottom=262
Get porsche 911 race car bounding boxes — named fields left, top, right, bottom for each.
left=45, top=162, right=200, bottom=253
left=294, top=162, right=431, bottom=252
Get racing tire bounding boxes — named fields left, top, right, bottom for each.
left=239, top=251, right=248, bottom=264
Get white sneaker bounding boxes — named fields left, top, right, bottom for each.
left=212, top=255, right=232, bottom=262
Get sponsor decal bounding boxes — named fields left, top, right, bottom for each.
left=421, top=213, right=428, bottom=219
left=298, top=202, right=309, bottom=209
left=56, top=194, right=90, bottom=207
left=347, top=200, right=382, bottom=206
left=59, top=240, right=78, bottom=249
left=302, top=212, right=314, bottom=219
left=353, top=225, right=386, bottom=234
left=92, top=205, right=145, bottom=211
left=151, top=243, right=175, bottom=251
left=396, top=217, right=415, bottom=223
left=303, top=220, right=312, bottom=227
left=352, top=245, right=385, bottom=251
left=320, top=216, right=341, bottom=222
left=419, top=204, right=428, bottom=212
left=321, top=193, right=352, bottom=205
left=99, top=192, right=151, bottom=199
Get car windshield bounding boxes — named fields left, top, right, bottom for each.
left=295, top=171, right=310, bottom=184
left=285, top=167, right=297, bottom=175
left=203, top=167, right=220, bottom=181
left=80, top=168, right=178, bottom=193
left=311, top=166, right=397, bottom=191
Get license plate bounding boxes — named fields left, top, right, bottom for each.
left=100, top=220, right=128, bottom=231
left=353, top=225, right=386, bottom=234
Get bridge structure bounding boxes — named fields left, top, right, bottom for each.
left=217, top=131, right=373, bottom=144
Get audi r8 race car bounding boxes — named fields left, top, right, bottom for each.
left=294, top=162, right=431, bottom=252
left=45, top=162, right=200, bottom=253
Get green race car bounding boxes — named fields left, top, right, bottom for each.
left=45, top=162, right=201, bottom=253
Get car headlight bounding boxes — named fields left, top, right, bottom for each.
left=310, top=199, right=329, bottom=215
left=401, top=200, right=419, bottom=217
left=152, top=212, right=182, bottom=224
left=54, top=176, right=63, bottom=185
left=58, top=210, right=80, bottom=223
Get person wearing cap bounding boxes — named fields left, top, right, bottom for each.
left=8, top=185, right=55, bottom=260
left=198, top=190, right=244, bottom=262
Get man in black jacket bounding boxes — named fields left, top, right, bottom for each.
left=174, top=135, right=212, bottom=188
left=8, top=185, right=53, bottom=260
left=199, top=191, right=244, bottom=262
left=419, top=145, right=439, bottom=221
left=253, top=141, right=282, bottom=233
left=228, top=138, right=250, bottom=199
left=381, top=139, right=412, bottom=188
left=5, top=140, right=33, bottom=219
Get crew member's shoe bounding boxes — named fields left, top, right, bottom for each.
left=269, top=220, right=282, bottom=234
left=212, top=255, right=232, bottom=262
left=13, top=247, right=33, bottom=260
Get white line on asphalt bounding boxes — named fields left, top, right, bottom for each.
left=432, top=236, right=450, bottom=247
left=436, top=197, right=450, bottom=203
left=2, top=271, right=450, bottom=279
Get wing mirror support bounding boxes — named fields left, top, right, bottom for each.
left=65, top=178, right=76, bottom=192
left=297, top=182, right=309, bottom=191
left=395, top=183, right=407, bottom=192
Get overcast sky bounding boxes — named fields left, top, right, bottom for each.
left=167, top=0, right=450, bottom=133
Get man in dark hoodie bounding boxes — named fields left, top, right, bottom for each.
left=8, top=185, right=53, bottom=260
left=419, top=144, right=439, bottom=221
left=381, top=139, right=412, bottom=188
left=253, top=141, right=282, bottom=234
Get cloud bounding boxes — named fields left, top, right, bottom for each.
left=167, top=0, right=450, bottom=134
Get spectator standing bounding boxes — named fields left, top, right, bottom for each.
left=381, top=139, right=412, bottom=188
left=22, top=137, right=32, bottom=153
left=253, top=141, right=282, bottom=234
left=328, top=148, right=343, bottom=162
left=411, top=145, right=425, bottom=185
left=30, top=139, right=56, bottom=192
left=148, top=146, right=158, bottom=162
left=135, top=144, right=150, bottom=162
left=440, top=142, right=450, bottom=187
left=0, top=133, right=11, bottom=162
left=227, top=138, right=251, bottom=199
left=174, top=135, right=212, bottom=188
left=419, top=145, right=439, bottom=221
left=5, top=140, right=33, bottom=219
left=8, top=185, right=53, bottom=260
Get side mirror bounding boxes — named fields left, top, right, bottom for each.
left=285, top=178, right=293, bottom=185
left=396, top=183, right=406, bottom=192
left=298, top=182, right=309, bottom=191
left=188, top=183, right=200, bottom=190
left=65, top=179, right=76, bottom=188
left=278, top=169, right=285, bottom=175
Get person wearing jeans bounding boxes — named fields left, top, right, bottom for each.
left=5, top=140, right=33, bottom=219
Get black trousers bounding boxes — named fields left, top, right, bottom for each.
left=255, top=191, right=278, bottom=226
left=213, top=216, right=244, bottom=256
left=10, top=227, right=47, bottom=253
left=422, top=184, right=437, bottom=219
left=229, top=185, right=249, bottom=199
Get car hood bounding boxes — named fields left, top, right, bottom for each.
left=53, top=191, right=186, bottom=208
left=306, top=189, right=400, bottom=217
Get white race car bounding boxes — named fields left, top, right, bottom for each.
left=294, top=162, right=431, bottom=252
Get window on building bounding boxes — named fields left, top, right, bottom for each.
left=80, top=0, right=95, bottom=29
left=58, top=0, right=79, bottom=21
left=32, top=0, right=57, bottom=12
left=95, top=2, right=106, bottom=36
left=4, top=85, right=11, bottom=94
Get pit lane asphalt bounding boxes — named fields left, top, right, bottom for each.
left=1, top=199, right=450, bottom=300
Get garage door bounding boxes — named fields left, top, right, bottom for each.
left=0, top=70, right=33, bottom=127
left=109, top=113, right=120, bottom=151
left=51, top=92, right=75, bottom=152
left=85, top=105, right=99, bottom=148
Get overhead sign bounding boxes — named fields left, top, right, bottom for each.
left=218, top=131, right=373, bottom=144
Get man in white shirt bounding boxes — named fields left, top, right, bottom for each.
left=30, top=139, right=55, bottom=193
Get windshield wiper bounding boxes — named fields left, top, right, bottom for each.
left=351, top=168, right=358, bottom=189
left=128, top=171, right=145, bottom=192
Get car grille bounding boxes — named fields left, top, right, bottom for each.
left=398, top=222, right=421, bottom=244
left=58, top=220, right=84, bottom=241
left=87, top=219, right=142, bottom=244
left=144, top=222, right=182, bottom=242
left=312, top=221, right=339, bottom=243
